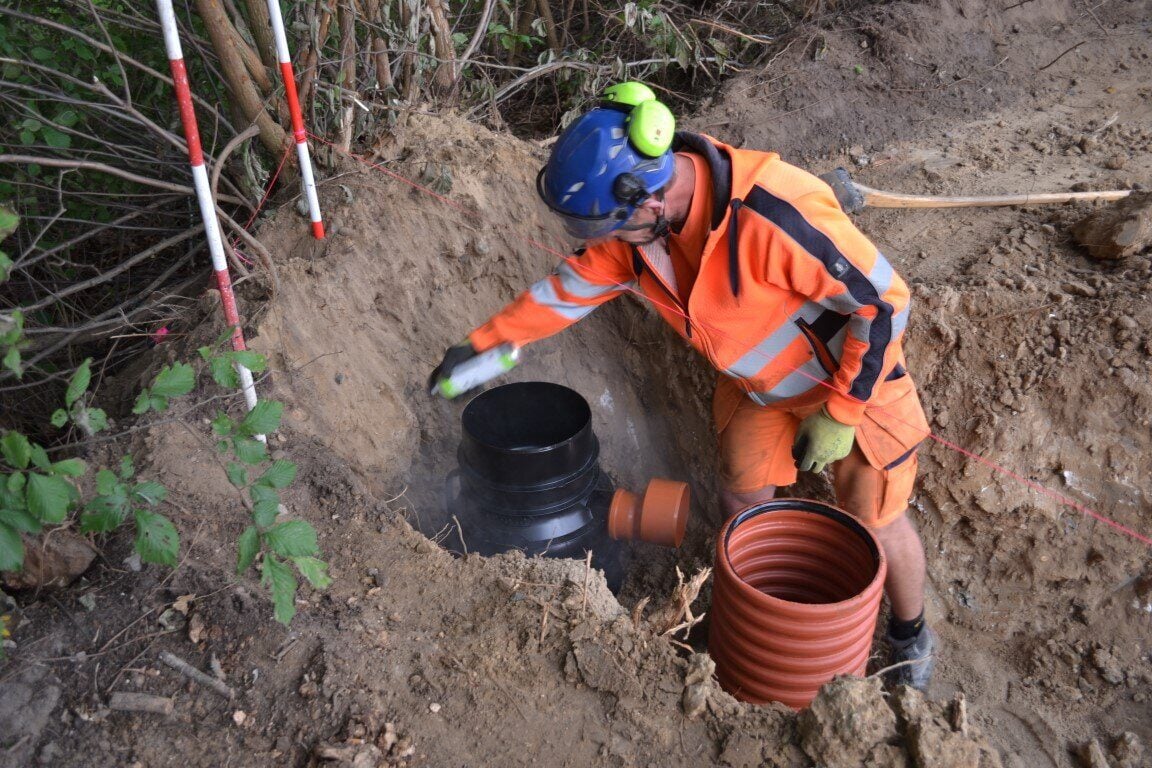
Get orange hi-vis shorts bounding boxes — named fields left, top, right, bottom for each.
left=715, top=371, right=930, bottom=528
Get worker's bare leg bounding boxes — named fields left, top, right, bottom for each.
left=870, top=512, right=926, bottom=621
left=720, top=485, right=776, bottom=519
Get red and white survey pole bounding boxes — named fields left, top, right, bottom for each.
left=265, top=0, right=325, bottom=239
left=155, top=0, right=262, bottom=429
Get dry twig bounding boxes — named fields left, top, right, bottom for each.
left=158, top=651, right=236, bottom=699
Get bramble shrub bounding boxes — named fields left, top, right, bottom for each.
left=0, top=316, right=328, bottom=638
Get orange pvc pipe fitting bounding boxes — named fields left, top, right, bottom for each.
left=607, top=478, right=690, bottom=547
left=707, top=498, right=887, bottom=709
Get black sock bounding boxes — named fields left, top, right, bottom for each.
left=889, top=611, right=925, bottom=641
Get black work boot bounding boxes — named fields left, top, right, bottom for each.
left=886, top=626, right=937, bottom=691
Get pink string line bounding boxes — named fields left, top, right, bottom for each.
left=227, top=146, right=294, bottom=268
left=307, top=133, right=1152, bottom=549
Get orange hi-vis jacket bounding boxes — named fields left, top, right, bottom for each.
left=469, top=132, right=911, bottom=427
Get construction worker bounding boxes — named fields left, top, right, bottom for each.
left=430, top=82, right=937, bottom=690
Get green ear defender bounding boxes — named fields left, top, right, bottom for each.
left=627, top=99, right=675, bottom=157
left=602, top=81, right=657, bottom=108
left=601, top=81, right=675, bottom=158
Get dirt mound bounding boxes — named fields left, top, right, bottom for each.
left=1072, top=192, right=1152, bottom=260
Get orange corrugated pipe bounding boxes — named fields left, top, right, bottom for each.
left=607, top=478, right=690, bottom=547
left=707, top=498, right=887, bottom=709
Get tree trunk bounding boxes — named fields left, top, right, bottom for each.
left=399, top=0, right=419, bottom=102
left=425, top=0, right=456, bottom=91
left=226, top=8, right=273, bottom=93
left=241, top=0, right=278, bottom=70
left=297, top=0, right=333, bottom=113
left=535, top=0, right=560, bottom=55
left=195, top=0, right=287, bottom=156
left=337, top=0, right=357, bottom=150
left=361, top=0, right=394, bottom=92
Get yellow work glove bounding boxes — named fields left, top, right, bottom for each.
left=792, top=407, right=856, bottom=474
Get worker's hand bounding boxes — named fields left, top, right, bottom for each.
left=792, top=407, right=855, bottom=473
left=428, top=340, right=478, bottom=395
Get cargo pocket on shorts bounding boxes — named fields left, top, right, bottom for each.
left=854, top=371, right=931, bottom=472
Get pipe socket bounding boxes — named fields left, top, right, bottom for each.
left=707, top=498, right=887, bottom=709
left=607, top=478, right=690, bottom=547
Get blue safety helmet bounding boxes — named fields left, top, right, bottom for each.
left=536, top=108, right=675, bottom=241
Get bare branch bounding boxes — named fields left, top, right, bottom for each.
left=0, top=156, right=244, bottom=204
left=9, top=201, right=169, bottom=269
left=84, top=0, right=132, bottom=107
left=456, top=0, right=499, bottom=82
left=12, top=226, right=205, bottom=314
left=2, top=265, right=205, bottom=382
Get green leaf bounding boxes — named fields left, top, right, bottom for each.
left=3, top=346, right=19, bottom=377
left=261, top=555, right=297, bottom=625
left=252, top=498, right=280, bottom=529
left=26, top=473, right=71, bottom=523
left=214, top=326, right=238, bottom=347
left=132, top=481, right=167, bottom=506
left=51, top=458, right=86, bottom=477
left=211, top=412, right=234, bottom=437
left=250, top=483, right=277, bottom=503
left=0, top=507, right=41, bottom=534
left=1, top=432, right=31, bottom=469
left=149, top=394, right=169, bottom=412
left=86, top=486, right=127, bottom=513
left=119, top=455, right=134, bottom=479
left=0, top=251, right=12, bottom=280
left=132, top=390, right=151, bottom=414
left=226, top=462, right=248, bottom=488
left=233, top=437, right=267, bottom=465
left=95, top=468, right=119, bottom=495
left=86, top=408, right=108, bottom=433
left=0, top=522, right=24, bottom=571
left=65, top=359, right=91, bottom=406
left=151, top=362, right=194, bottom=398
left=208, top=355, right=238, bottom=388
left=50, top=409, right=68, bottom=428
left=229, top=350, right=266, bottom=373
left=6, top=472, right=25, bottom=493
left=54, top=109, right=79, bottom=128
left=236, top=525, right=259, bottom=574
left=258, top=460, right=296, bottom=489
left=292, top=556, right=332, bottom=589
left=265, top=520, right=318, bottom=557
left=133, top=509, right=179, bottom=566
left=80, top=504, right=128, bottom=533
left=43, top=129, right=70, bottom=149
left=240, top=401, right=282, bottom=436
left=0, top=206, right=17, bottom=240
left=29, top=445, right=50, bottom=470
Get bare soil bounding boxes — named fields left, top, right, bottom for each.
left=3, top=0, right=1151, bottom=766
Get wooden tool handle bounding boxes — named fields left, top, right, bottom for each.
left=856, top=184, right=1132, bottom=209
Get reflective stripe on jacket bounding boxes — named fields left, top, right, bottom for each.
left=469, top=132, right=911, bottom=426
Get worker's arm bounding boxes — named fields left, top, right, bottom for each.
left=770, top=190, right=910, bottom=426
left=468, top=245, right=636, bottom=351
